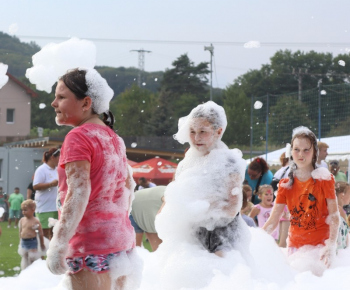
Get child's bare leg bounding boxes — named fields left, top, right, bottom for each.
left=8, top=218, right=11, bottom=227
left=114, top=275, right=126, bottom=290
left=68, top=269, right=111, bottom=290
left=28, top=249, right=39, bottom=265
left=135, top=232, right=143, bottom=247
left=21, top=251, right=29, bottom=270
left=214, top=250, right=224, bottom=258
left=145, top=232, right=162, bottom=251
left=278, top=221, right=290, bottom=248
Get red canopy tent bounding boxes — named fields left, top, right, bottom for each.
left=131, top=157, right=178, bottom=185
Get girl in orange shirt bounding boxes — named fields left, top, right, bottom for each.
left=263, top=126, right=339, bottom=269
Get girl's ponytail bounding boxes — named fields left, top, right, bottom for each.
left=103, top=110, right=115, bottom=130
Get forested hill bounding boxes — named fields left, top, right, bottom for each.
left=0, top=32, right=163, bottom=95
left=0, top=32, right=40, bottom=77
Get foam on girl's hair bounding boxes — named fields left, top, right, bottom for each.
left=174, top=101, right=227, bottom=144
left=292, top=126, right=314, bottom=138
left=84, top=68, right=114, bottom=114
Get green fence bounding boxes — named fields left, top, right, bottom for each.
left=250, top=83, right=350, bottom=155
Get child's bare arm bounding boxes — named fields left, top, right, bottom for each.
left=320, top=198, right=340, bottom=267
left=18, top=218, right=22, bottom=239
left=47, top=160, right=91, bottom=275
left=36, top=220, right=45, bottom=251
left=262, top=204, right=285, bottom=234
left=248, top=207, right=260, bottom=219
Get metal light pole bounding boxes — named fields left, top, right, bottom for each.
left=318, top=79, right=322, bottom=141
left=204, top=44, right=214, bottom=101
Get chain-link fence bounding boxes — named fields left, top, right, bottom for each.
left=250, top=83, right=350, bottom=155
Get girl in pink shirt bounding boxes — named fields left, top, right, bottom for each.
left=47, top=68, right=141, bottom=290
left=249, top=185, right=279, bottom=240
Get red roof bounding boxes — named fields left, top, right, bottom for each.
left=6, top=73, right=38, bottom=98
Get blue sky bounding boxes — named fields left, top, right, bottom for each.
left=0, top=0, right=349, bottom=88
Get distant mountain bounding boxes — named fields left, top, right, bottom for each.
left=0, top=32, right=163, bottom=96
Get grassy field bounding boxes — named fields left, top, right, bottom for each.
left=0, top=221, right=152, bottom=278
left=0, top=221, right=22, bottom=277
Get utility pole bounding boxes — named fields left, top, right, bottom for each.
left=130, top=48, right=151, bottom=87
left=204, top=44, right=214, bottom=101
left=291, top=68, right=308, bottom=102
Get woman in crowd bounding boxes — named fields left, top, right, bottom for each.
left=244, top=157, right=273, bottom=204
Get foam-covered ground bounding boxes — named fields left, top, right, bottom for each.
left=2, top=227, right=350, bottom=290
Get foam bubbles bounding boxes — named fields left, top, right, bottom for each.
left=26, top=38, right=96, bottom=93
left=244, top=41, right=261, bottom=49
left=338, top=60, right=346, bottom=66
left=8, top=23, right=19, bottom=35
left=0, top=63, right=9, bottom=89
left=254, top=100, right=263, bottom=109
left=131, top=142, right=137, bottom=148
left=85, top=68, right=114, bottom=114
left=39, top=103, right=46, bottom=109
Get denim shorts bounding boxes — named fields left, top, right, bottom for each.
left=21, top=237, right=38, bottom=250
left=66, top=249, right=132, bottom=274
left=129, top=214, right=144, bottom=234
left=9, top=209, right=20, bottom=219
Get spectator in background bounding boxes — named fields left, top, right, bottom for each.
left=329, top=160, right=348, bottom=182
left=274, top=152, right=290, bottom=180
left=27, top=175, right=36, bottom=200
left=316, top=141, right=329, bottom=169
left=244, top=157, right=273, bottom=204
left=131, top=186, right=165, bottom=251
left=241, top=184, right=254, bottom=216
left=241, top=189, right=256, bottom=227
left=0, top=187, right=8, bottom=222
left=8, top=187, right=24, bottom=228
left=138, top=177, right=156, bottom=190
left=33, top=148, right=60, bottom=240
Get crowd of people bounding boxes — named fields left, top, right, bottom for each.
left=0, top=67, right=349, bottom=290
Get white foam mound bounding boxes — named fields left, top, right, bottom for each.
left=26, top=38, right=96, bottom=93
left=0, top=63, right=9, bottom=89
left=3, top=232, right=350, bottom=289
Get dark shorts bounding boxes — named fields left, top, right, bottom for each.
left=66, top=249, right=132, bottom=274
left=196, top=214, right=240, bottom=253
left=21, top=237, right=38, bottom=250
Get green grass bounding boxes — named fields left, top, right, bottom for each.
left=0, top=221, right=22, bottom=277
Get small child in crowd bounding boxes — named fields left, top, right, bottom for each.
left=241, top=190, right=256, bottom=227
left=8, top=187, right=24, bottom=228
left=335, top=181, right=350, bottom=249
left=18, top=199, right=45, bottom=270
left=263, top=126, right=339, bottom=269
left=241, top=184, right=254, bottom=216
left=249, top=185, right=279, bottom=240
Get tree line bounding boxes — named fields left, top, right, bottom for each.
left=1, top=32, right=350, bottom=147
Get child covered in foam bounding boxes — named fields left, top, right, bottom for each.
left=156, top=101, right=249, bottom=257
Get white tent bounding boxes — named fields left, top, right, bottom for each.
left=251, top=135, right=350, bottom=182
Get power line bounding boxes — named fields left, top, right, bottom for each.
left=16, top=35, right=350, bottom=48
